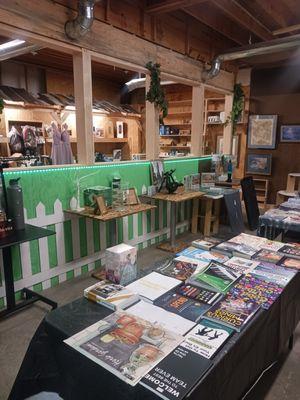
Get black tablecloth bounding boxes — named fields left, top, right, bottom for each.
left=9, top=273, right=300, bottom=400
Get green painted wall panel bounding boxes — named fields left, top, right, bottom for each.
left=138, top=213, right=143, bottom=236
left=47, top=224, right=58, bottom=268
left=11, top=246, right=22, bottom=281
left=93, top=220, right=100, bottom=253
left=29, top=240, right=41, bottom=275
left=51, top=276, right=59, bottom=287
left=79, top=217, right=88, bottom=257
left=63, top=220, right=73, bottom=262
left=117, top=219, right=123, bottom=243
left=67, top=270, right=74, bottom=280
left=81, top=264, right=88, bottom=274
left=128, top=215, right=133, bottom=240
left=33, top=283, right=43, bottom=292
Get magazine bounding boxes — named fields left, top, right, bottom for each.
left=155, top=258, right=198, bottom=281
left=224, top=257, right=260, bottom=275
left=279, top=245, right=300, bottom=260
left=204, top=293, right=260, bottom=331
left=177, top=247, right=229, bottom=263
left=154, top=292, right=210, bottom=322
left=181, top=318, right=234, bottom=359
left=251, top=262, right=296, bottom=287
left=64, top=310, right=183, bottom=386
left=84, top=280, right=139, bottom=310
left=126, top=272, right=181, bottom=303
left=230, top=274, right=283, bottom=310
left=260, top=240, right=285, bottom=252
left=140, top=345, right=213, bottom=400
left=192, top=237, right=222, bottom=251
left=176, top=284, right=222, bottom=305
left=188, top=261, right=241, bottom=293
left=279, top=257, right=300, bottom=270
left=126, top=300, right=195, bottom=335
left=253, top=249, right=284, bottom=264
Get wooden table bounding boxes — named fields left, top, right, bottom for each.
left=65, top=203, right=156, bottom=246
left=150, top=190, right=204, bottom=252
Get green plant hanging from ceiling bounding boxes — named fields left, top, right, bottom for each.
left=224, top=83, right=244, bottom=135
left=0, top=98, right=3, bottom=115
left=145, top=62, right=168, bottom=122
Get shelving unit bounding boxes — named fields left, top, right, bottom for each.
left=203, top=95, right=225, bottom=154
left=253, top=178, right=269, bottom=209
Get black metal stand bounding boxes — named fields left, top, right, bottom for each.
left=0, top=224, right=57, bottom=319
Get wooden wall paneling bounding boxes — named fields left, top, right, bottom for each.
left=154, top=13, right=186, bottom=54
left=223, top=94, right=233, bottom=154
left=191, top=85, right=204, bottom=156
left=73, top=50, right=94, bottom=164
left=145, top=75, right=159, bottom=159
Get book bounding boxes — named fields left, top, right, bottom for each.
left=230, top=274, right=283, bottom=310
left=231, top=243, right=258, bottom=259
left=154, top=292, right=210, bottom=322
left=84, top=280, right=139, bottom=310
left=224, top=257, right=260, bottom=275
left=176, top=246, right=206, bottom=259
left=192, top=237, right=222, bottom=250
left=181, top=318, right=234, bottom=359
left=105, top=243, right=137, bottom=285
left=228, top=233, right=267, bottom=249
left=253, top=249, right=284, bottom=264
left=212, top=241, right=239, bottom=256
left=126, top=300, right=195, bottom=335
left=126, top=272, right=181, bottom=303
left=279, top=245, right=300, bottom=260
left=64, top=310, right=183, bottom=386
left=251, top=262, right=296, bottom=287
left=279, top=257, right=300, bottom=270
left=140, top=345, right=213, bottom=400
left=260, top=240, right=285, bottom=252
left=204, top=292, right=260, bottom=331
left=176, top=246, right=229, bottom=263
left=155, top=258, right=198, bottom=281
left=189, top=261, right=241, bottom=294
left=175, top=284, right=222, bottom=305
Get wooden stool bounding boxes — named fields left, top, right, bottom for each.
left=191, top=197, right=221, bottom=236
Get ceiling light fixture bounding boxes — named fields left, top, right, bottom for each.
left=0, top=39, right=25, bottom=51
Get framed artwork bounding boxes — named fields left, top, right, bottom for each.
left=126, top=188, right=140, bottom=205
left=150, top=160, right=164, bottom=187
left=216, top=135, right=240, bottom=166
left=280, top=125, right=300, bottom=142
left=94, top=195, right=107, bottom=215
left=246, top=154, right=272, bottom=175
left=247, top=115, right=277, bottom=149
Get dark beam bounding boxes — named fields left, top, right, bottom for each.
left=211, top=0, right=273, bottom=41
left=146, top=0, right=207, bottom=15
left=184, top=4, right=250, bottom=45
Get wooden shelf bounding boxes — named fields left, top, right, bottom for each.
left=206, top=110, right=224, bottom=113
left=160, top=134, right=191, bottom=138
left=206, top=122, right=223, bottom=125
left=206, top=97, right=225, bottom=101
left=165, top=123, right=191, bottom=127
left=94, top=138, right=128, bottom=143
left=160, top=145, right=191, bottom=149
left=165, top=112, right=191, bottom=118
left=168, top=100, right=192, bottom=107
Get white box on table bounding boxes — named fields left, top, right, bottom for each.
left=105, top=243, right=137, bottom=285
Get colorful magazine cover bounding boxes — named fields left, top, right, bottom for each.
left=230, top=274, right=283, bottom=310
left=154, top=292, right=210, bottom=322
left=251, top=261, right=296, bottom=287
left=176, top=284, right=222, bottom=305
left=155, top=258, right=198, bottom=281
left=192, top=237, right=222, bottom=250
left=224, top=257, right=260, bottom=275
left=253, top=249, right=284, bottom=264
left=279, top=257, right=300, bottom=270
left=190, top=261, right=241, bottom=293
left=280, top=245, right=300, bottom=260
left=64, top=310, right=183, bottom=386
left=204, top=293, right=260, bottom=331
left=181, top=318, right=234, bottom=359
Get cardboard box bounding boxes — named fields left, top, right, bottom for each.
left=105, top=243, right=137, bottom=285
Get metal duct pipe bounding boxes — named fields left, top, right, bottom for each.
left=125, top=78, right=176, bottom=93
left=0, top=44, right=43, bottom=62
left=202, top=33, right=300, bottom=80
left=65, top=0, right=95, bottom=40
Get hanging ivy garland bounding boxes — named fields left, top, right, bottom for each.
left=0, top=98, right=3, bottom=115
left=145, top=61, right=168, bottom=122
left=224, top=83, right=245, bottom=135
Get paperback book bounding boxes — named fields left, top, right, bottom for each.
left=192, top=237, right=222, bottom=251
left=279, top=245, right=300, bottom=260
left=140, top=345, right=213, bottom=400
left=155, top=258, right=198, bottom=281
left=253, top=249, right=284, bottom=265
left=279, top=257, right=300, bottom=270
left=224, top=257, right=260, bottom=275
left=154, top=292, right=210, bottom=322
left=126, top=272, right=181, bottom=303
left=188, top=261, right=241, bottom=293
left=181, top=318, right=234, bottom=359
left=204, top=293, right=260, bottom=331
left=177, top=246, right=229, bottom=264
left=260, top=240, right=285, bottom=252
left=251, top=262, right=296, bottom=287
left=176, top=284, right=222, bottom=305
left=212, top=241, right=240, bottom=256
left=64, top=310, right=183, bottom=386
left=84, top=280, right=139, bottom=310
left=126, top=300, right=195, bottom=335
left=230, top=274, right=283, bottom=310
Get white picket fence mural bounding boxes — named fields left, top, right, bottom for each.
left=0, top=198, right=190, bottom=306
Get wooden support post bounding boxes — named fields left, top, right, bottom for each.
left=191, top=198, right=199, bottom=233
left=73, top=50, right=94, bottom=164
left=191, top=85, right=204, bottom=156
left=145, top=74, right=160, bottom=160
left=223, top=93, right=233, bottom=154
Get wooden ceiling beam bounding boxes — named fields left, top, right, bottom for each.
left=184, top=5, right=250, bottom=45
left=146, top=0, right=207, bottom=15
left=211, top=0, right=273, bottom=41
left=252, top=0, right=292, bottom=30
left=273, top=23, right=300, bottom=36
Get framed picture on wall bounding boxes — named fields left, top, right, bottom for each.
left=280, top=125, right=300, bottom=142
left=216, top=135, right=240, bottom=166
left=246, top=154, right=272, bottom=175
left=247, top=115, right=277, bottom=149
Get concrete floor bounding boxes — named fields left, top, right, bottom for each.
left=1, top=233, right=300, bottom=400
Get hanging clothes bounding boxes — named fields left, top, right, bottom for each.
left=61, top=123, right=74, bottom=164
left=50, top=122, right=63, bottom=165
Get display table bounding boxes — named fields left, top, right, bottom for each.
left=258, top=208, right=300, bottom=240
left=150, top=191, right=204, bottom=252
left=9, top=272, right=300, bottom=400
left=65, top=203, right=156, bottom=246
left=0, top=224, right=57, bottom=319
